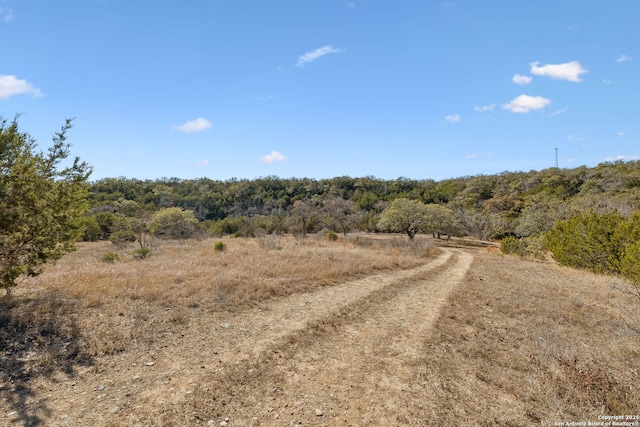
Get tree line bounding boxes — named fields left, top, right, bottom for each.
left=84, top=160, right=640, bottom=243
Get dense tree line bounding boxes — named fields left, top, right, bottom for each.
left=84, top=160, right=640, bottom=242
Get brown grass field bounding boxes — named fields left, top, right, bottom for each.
left=1, top=234, right=639, bottom=426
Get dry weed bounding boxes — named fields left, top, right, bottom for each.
left=409, top=252, right=640, bottom=425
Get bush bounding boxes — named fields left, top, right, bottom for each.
left=523, top=235, right=546, bottom=259
left=546, top=211, right=623, bottom=274
left=132, top=247, right=151, bottom=260
left=149, top=207, right=198, bottom=242
left=500, top=236, right=524, bottom=256
left=101, top=253, right=120, bottom=264
left=619, top=240, right=640, bottom=284
left=326, top=230, right=339, bottom=241
left=214, top=241, right=226, bottom=252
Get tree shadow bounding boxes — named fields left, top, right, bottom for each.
left=0, top=291, right=93, bottom=426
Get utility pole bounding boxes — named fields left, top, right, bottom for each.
left=555, top=147, right=559, bottom=168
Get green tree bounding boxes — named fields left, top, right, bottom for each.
left=0, top=117, right=92, bottom=292
left=377, top=198, right=429, bottom=239
left=423, top=204, right=459, bottom=239
left=148, top=207, right=198, bottom=242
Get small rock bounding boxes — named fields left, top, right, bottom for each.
left=315, top=408, right=323, bottom=416
left=132, top=374, right=141, bottom=380
left=145, top=362, right=155, bottom=366
left=220, top=421, right=228, bottom=427
left=207, top=421, right=216, bottom=427
left=95, top=385, right=106, bottom=392
left=222, top=323, right=231, bottom=329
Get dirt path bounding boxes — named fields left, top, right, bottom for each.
left=180, top=248, right=474, bottom=426
left=8, top=248, right=473, bottom=426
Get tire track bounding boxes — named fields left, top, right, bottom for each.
left=187, top=249, right=473, bottom=426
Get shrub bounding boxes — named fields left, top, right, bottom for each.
left=149, top=207, right=198, bottom=242
left=101, top=253, right=120, bottom=264
left=523, top=235, right=546, bottom=259
left=500, top=236, right=524, bottom=256
left=326, top=230, right=339, bottom=241
left=132, top=247, right=151, bottom=260
left=214, top=241, right=226, bottom=252
left=546, top=211, right=623, bottom=273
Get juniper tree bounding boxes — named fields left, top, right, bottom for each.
left=0, top=117, right=91, bottom=293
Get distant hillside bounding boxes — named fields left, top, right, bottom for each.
left=87, top=160, right=640, bottom=240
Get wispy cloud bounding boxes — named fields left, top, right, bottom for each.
left=444, top=114, right=461, bottom=123
left=567, top=134, right=585, bottom=141
left=603, top=79, right=613, bottom=85
left=604, top=155, right=637, bottom=162
left=530, top=61, right=588, bottom=82
left=502, top=94, right=551, bottom=113
left=0, top=7, right=14, bottom=22
left=548, top=106, right=569, bottom=117
left=474, top=104, right=495, bottom=112
left=0, top=75, right=43, bottom=99
left=346, top=2, right=356, bottom=8
left=616, top=54, right=632, bottom=63
left=512, top=74, right=532, bottom=85
left=568, top=24, right=579, bottom=30
left=464, top=153, right=477, bottom=159
left=259, top=151, right=287, bottom=164
left=171, top=118, right=212, bottom=133
left=296, top=46, right=342, bottom=67
left=253, top=96, right=273, bottom=101
left=194, top=160, right=209, bottom=167
left=617, top=131, right=625, bottom=137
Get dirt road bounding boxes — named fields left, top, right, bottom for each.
left=181, top=248, right=474, bottom=426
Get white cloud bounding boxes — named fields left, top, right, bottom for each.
left=171, top=118, right=212, bottom=133
left=530, top=61, right=588, bottom=82
left=0, top=7, right=14, bottom=22
left=617, top=131, right=625, bottom=137
left=464, top=153, right=477, bottom=159
left=604, top=155, right=637, bottom=162
left=616, top=54, right=632, bottom=63
left=296, top=46, right=342, bottom=67
left=253, top=96, right=273, bottom=101
left=444, top=114, right=461, bottom=123
left=474, top=104, right=495, bottom=112
left=259, top=151, right=287, bottom=164
left=603, top=79, right=613, bottom=85
left=195, top=160, right=209, bottom=167
left=502, top=94, right=551, bottom=113
left=567, top=158, right=578, bottom=163
left=567, top=134, right=584, bottom=141
left=346, top=2, right=356, bottom=8
left=0, top=75, right=43, bottom=99
left=512, top=74, right=532, bottom=85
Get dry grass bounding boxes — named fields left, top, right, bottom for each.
left=12, top=235, right=430, bottom=356
left=407, top=251, right=640, bottom=425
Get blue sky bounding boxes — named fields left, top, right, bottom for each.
left=1, top=1, right=637, bottom=181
